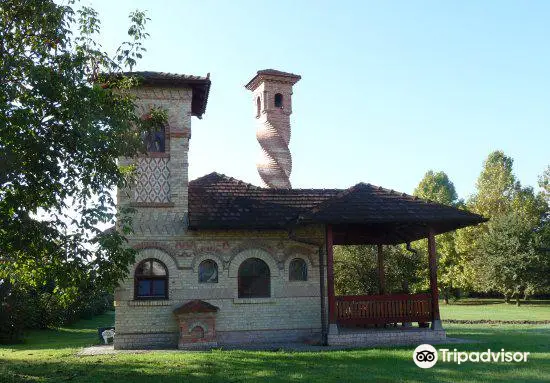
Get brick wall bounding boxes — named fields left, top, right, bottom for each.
left=114, top=232, right=325, bottom=349
left=115, top=83, right=327, bottom=349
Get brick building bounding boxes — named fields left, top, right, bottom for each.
left=114, top=70, right=485, bottom=349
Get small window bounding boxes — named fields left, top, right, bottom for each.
left=256, top=96, right=261, bottom=118
left=134, top=258, right=168, bottom=300
left=143, top=126, right=165, bottom=152
left=274, top=93, right=283, bottom=108
left=198, top=260, right=218, bottom=283
left=238, top=258, right=270, bottom=298
left=289, top=258, right=308, bottom=281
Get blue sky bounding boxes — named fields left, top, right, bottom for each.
left=90, top=0, right=549, bottom=199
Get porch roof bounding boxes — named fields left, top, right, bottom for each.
left=187, top=172, right=486, bottom=243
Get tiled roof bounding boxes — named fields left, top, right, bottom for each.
left=188, top=173, right=339, bottom=229
left=256, top=69, right=301, bottom=78
left=125, top=71, right=211, bottom=117
left=301, top=183, right=481, bottom=224
left=187, top=173, right=486, bottom=239
left=173, top=300, right=219, bottom=314
left=245, top=69, right=301, bottom=90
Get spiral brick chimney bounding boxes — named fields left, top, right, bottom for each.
left=245, top=69, right=301, bottom=189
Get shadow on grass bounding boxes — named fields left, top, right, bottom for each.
left=2, top=313, right=549, bottom=383
left=1, top=344, right=549, bottom=383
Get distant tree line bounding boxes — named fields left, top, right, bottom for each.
left=335, top=151, right=550, bottom=306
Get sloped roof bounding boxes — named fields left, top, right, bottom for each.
left=173, top=300, right=219, bottom=314
left=245, top=69, right=301, bottom=90
left=300, top=183, right=480, bottom=225
left=118, top=71, right=211, bottom=117
left=187, top=173, right=486, bottom=242
left=188, top=172, right=339, bottom=229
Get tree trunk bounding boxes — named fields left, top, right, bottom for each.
left=516, top=295, right=521, bottom=307
left=401, top=280, right=410, bottom=294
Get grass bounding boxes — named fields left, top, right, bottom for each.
left=440, top=299, right=550, bottom=321
left=1, top=301, right=549, bottom=383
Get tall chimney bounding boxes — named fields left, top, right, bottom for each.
left=245, top=69, right=301, bottom=189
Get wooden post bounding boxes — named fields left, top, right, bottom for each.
left=377, top=244, right=385, bottom=294
left=326, top=224, right=337, bottom=333
left=428, top=228, right=442, bottom=329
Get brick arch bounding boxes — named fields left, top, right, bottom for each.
left=132, top=248, right=178, bottom=276
left=133, top=241, right=176, bottom=258
left=228, top=248, right=280, bottom=278
left=284, top=254, right=313, bottom=280
left=188, top=321, right=208, bottom=333
left=191, top=253, right=225, bottom=272
left=283, top=244, right=318, bottom=267
left=229, top=240, right=275, bottom=260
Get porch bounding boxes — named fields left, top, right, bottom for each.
left=324, top=224, right=445, bottom=345
left=297, top=183, right=485, bottom=346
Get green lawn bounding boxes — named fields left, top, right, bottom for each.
left=1, top=303, right=549, bottom=383
left=440, top=299, right=550, bottom=321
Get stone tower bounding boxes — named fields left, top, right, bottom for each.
left=245, top=69, right=301, bottom=189
left=117, top=72, right=210, bottom=236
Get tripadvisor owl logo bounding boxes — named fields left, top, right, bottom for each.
left=413, top=344, right=438, bottom=368
left=413, top=344, right=531, bottom=368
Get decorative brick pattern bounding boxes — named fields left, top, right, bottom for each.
left=114, top=239, right=324, bottom=350
left=174, top=304, right=219, bottom=349
left=245, top=70, right=301, bottom=189
left=134, top=157, right=170, bottom=203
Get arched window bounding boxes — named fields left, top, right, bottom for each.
left=256, top=96, right=261, bottom=118
left=289, top=258, right=308, bottom=281
left=134, top=258, right=168, bottom=300
left=274, top=93, right=283, bottom=108
left=238, top=258, right=270, bottom=298
left=198, top=260, right=218, bottom=283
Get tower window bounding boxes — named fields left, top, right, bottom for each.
left=256, top=96, right=261, bottom=118
left=274, top=93, right=283, bottom=108
left=143, top=127, right=165, bottom=152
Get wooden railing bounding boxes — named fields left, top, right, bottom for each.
left=335, top=293, right=432, bottom=325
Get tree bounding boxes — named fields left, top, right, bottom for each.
left=0, top=1, right=149, bottom=303
left=476, top=213, right=548, bottom=306
left=412, top=170, right=460, bottom=303
left=470, top=151, right=519, bottom=218
left=456, top=152, right=549, bottom=301
left=333, top=245, right=421, bottom=296
left=539, top=165, right=550, bottom=203
left=413, top=170, right=458, bottom=206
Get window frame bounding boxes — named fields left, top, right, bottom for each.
left=198, top=259, right=219, bottom=283
left=238, top=258, right=271, bottom=298
left=289, top=258, right=308, bottom=281
left=134, top=258, right=169, bottom=300
left=256, top=96, right=262, bottom=118
left=274, top=93, right=283, bottom=108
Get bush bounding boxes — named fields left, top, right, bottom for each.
left=0, top=278, right=114, bottom=344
